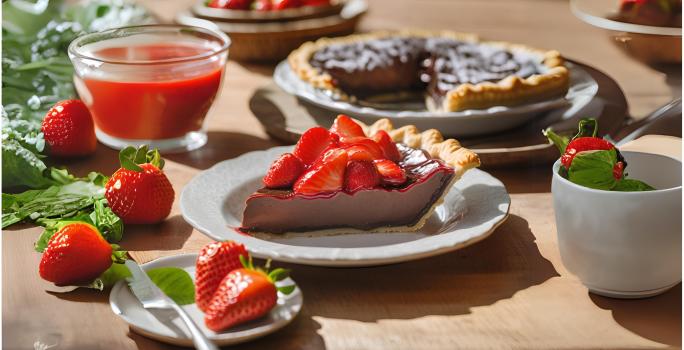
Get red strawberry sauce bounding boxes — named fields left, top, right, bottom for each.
left=76, top=44, right=223, bottom=140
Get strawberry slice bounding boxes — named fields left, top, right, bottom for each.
left=293, top=148, right=348, bottom=194
left=372, top=130, right=401, bottom=162
left=263, top=153, right=304, bottom=189
left=339, top=137, right=384, bottom=159
left=344, top=144, right=377, bottom=162
left=373, top=159, right=407, bottom=186
left=330, top=115, right=365, bottom=138
left=344, top=161, right=380, bottom=193
left=293, top=127, right=338, bottom=166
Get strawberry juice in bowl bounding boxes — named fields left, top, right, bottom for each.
left=68, top=25, right=230, bottom=152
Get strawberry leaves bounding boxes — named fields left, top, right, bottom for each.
left=119, top=145, right=165, bottom=172
left=238, top=254, right=296, bottom=295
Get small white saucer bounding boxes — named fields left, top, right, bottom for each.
left=109, top=254, right=303, bottom=347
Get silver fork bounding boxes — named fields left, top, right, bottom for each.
left=125, top=260, right=218, bottom=350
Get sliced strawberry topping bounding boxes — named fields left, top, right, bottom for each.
left=344, top=144, right=378, bottom=162
left=373, top=159, right=407, bottom=186
left=339, top=137, right=384, bottom=159
left=330, top=115, right=365, bottom=138
left=561, top=137, right=615, bottom=169
left=344, top=161, right=380, bottom=193
left=613, top=161, right=625, bottom=180
left=263, top=153, right=304, bottom=189
left=293, top=127, right=338, bottom=166
left=372, top=130, right=401, bottom=162
left=293, top=148, right=348, bottom=194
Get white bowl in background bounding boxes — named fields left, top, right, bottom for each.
left=552, top=151, right=682, bottom=298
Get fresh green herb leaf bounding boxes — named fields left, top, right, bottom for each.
left=613, top=179, right=656, bottom=192
left=567, top=149, right=619, bottom=191
left=277, top=284, right=296, bottom=295
left=146, top=267, right=196, bottom=305
left=96, top=263, right=132, bottom=289
left=543, top=128, right=570, bottom=154
left=90, top=198, right=124, bottom=243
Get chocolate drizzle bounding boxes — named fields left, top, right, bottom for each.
left=309, top=36, right=544, bottom=101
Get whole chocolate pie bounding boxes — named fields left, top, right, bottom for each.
left=241, top=115, right=480, bottom=234
left=288, top=30, right=570, bottom=112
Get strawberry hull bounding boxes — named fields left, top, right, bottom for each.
left=241, top=145, right=455, bottom=233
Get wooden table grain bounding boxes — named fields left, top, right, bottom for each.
left=3, top=1, right=681, bottom=349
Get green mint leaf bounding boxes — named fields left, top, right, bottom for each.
left=1, top=138, right=54, bottom=189
left=567, top=149, right=618, bottom=190
left=146, top=267, right=196, bottom=305
left=573, top=118, right=598, bottom=140
left=613, top=179, right=656, bottom=192
left=542, top=128, right=570, bottom=154
left=96, top=263, right=132, bottom=288
left=90, top=198, right=123, bottom=243
left=277, top=284, right=296, bottom=295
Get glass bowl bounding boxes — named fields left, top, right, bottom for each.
left=68, top=24, right=230, bottom=152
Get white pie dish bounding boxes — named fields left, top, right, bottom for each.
left=180, top=146, right=510, bottom=267
left=109, top=253, right=302, bottom=347
left=552, top=151, right=682, bottom=298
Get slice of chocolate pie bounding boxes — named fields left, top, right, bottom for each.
left=241, top=115, right=480, bottom=234
left=288, top=30, right=570, bottom=112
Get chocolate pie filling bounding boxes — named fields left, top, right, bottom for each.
left=241, top=145, right=456, bottom=233
left=309, top=37, right=544, bottom=105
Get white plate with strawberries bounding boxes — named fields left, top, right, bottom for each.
left=109, top=254, right=303, bottom=347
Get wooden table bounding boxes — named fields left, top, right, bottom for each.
left=3, top=1, right=681, bottom=349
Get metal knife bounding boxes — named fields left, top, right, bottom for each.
left=125, top=260, right=218, bottom=350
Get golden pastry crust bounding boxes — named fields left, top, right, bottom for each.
left=288, top=30, right=569, bottom=112
left=356, top=118, right=481, bottom=180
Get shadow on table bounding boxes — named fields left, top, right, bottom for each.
left=283, top=214, right=557, bottom=320
left=589, top=284, right=682, bottom=347
left=119, top=215, right=194, bottom=252
left=165, top=131, right=282, bottom=170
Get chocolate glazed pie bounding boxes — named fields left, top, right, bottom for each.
left=288, top=30, right=570, bottom=112
left=241, top=116, right=480, bottom=234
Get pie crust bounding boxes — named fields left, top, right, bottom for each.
left=288, top=30, right=570, bottom=112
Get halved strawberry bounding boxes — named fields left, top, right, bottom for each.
left=339, top=137, right=384, bottom=159
left=263, top=153, right=304, bottom=189
left=344, top=161, right=380, bottom=193
left=330, top=115, right=365, bottom=138
left=373, top=159, right=407, bottom=186
left=195, top=241, right=248, bottom=313
left=293, top=148, right=348, bottom=194
left=293, top=127, right=338, bottom=166
left=344, top=144, right=377, bottom=162
left=372, top=130, right=401, bottom=162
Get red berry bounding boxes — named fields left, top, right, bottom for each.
left=373, top=159, right=407, bottom=186
left=41, top=100, right=97, bottom=157
left=105, top=163, right=174, bottom=224
left=330, top=115, right=365, bottom=138
left=372, top=130, right=401, bottom=162
left=293, top=148, right=347, bottom=194
left=204, top=268, right=277, bottom=331
left=251, top=0, right=273, bottom=10
left=344, top=161, right=380, bottom=193
left=195, top=241, right=248, bottom=313
left=293, top=127, right=338, bottom=166
left=207, top=0, right=252, bottom=9
left=39, top=223, right=112, bottom=286
left=344, top=144, right=377, bottom=162
left=339, top=137, right=384, bottom=159
left=263, top=153, right=304, bottom=189
left=613, top=161, right=625, bottom=180
left=302, top=0, right=331, bottom=6
left=561, top=137, right=615, bottom=169
left=273, top=0, right=302, bottom=9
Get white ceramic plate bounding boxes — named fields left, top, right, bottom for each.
left=180, top=146, right=511, bottom=267
left=273, top=61, right=598, bottom=137
left=109, top=254, right=303, bottom=347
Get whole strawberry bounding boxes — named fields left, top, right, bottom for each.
left=195, top=241, right=248, bottom=312
left=39, top=223, right=113, bottom=285
left=41, top=100, right=97, bottom=157
left=105, top=145, right=174, bottom=224
left=204, top=256, right=295, bottom=332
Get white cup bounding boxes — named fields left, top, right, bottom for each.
left=552, top=151, right=682, bottom=298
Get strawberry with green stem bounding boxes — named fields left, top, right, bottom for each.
left=204, top=254, right=296, bottom=332
left=105, top=145, right=174, bottom=224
